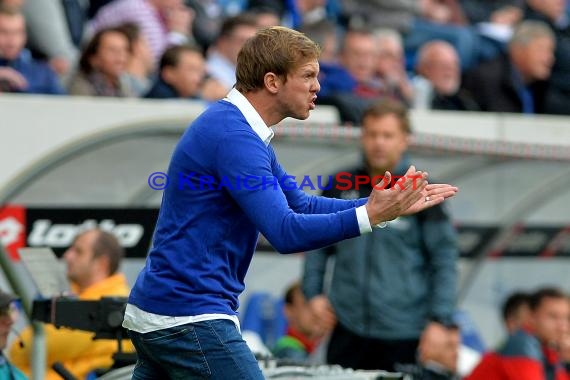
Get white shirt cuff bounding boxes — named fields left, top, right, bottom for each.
left=355, top=205, right=372, bottom=234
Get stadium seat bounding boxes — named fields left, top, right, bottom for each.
left=240, top=292, right=287, bottom=349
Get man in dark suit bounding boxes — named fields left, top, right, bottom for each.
left=415, top=40, right=480, bottom=111
left=144, top=45, right=206, bottom=99
left=525, top=0, right=570, bottom=115
left=462, top=20, right=555, bottom=114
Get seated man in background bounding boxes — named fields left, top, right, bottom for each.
left=502, top=291, right=531, bottom=336
left=467, top=287, right=570, bottom=380
left=0, top=290, right=26, bottom=380
left=272, top=282, right=322, bottom=362
left=374, top=29, right=414, bottom=105
left=414, top=40, right=479, bottom=111
left=316, top=28, right=387, bottom=124
left=299, top=19, right=339, bottom=65
left=10, top=229, right=133, bottom=380
left=462, top=20, right=555, bottom=114
left=205, top=14, right=258, bottom=99
left=339, top=28, right=382, bottom=100
left=0, top=6, right=64, bottom=94
left=144, top=44, right=209, bottom=100
left=524, top=0, right=570, bottom=115
left=341, top=0, right=480, bottom=70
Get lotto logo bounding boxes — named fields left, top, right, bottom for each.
left=0, top=217, right=23, bottom=246
left=28, top=219, right=144, bottom=248
left=0, top=206, right=26, bottom=260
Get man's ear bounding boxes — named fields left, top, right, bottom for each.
left=162, top=67, right=176, bottom=85
left=264, top=72, right=280, bottom=94
left=509, top=44, right=523, bottom=65
left=283, top=304, right=293, bottom=321
left=95, top=254, right=111, bottom=276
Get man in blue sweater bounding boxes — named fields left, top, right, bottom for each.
left=123, top=26, right=458, bottom=379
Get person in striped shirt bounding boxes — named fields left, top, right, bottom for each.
left=90, top=0, right=194, bottom=62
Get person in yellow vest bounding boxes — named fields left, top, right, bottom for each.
left=9, top=229, right=134, bottom=380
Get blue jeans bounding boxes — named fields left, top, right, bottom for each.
left=128, top=319, right=264, bottom=379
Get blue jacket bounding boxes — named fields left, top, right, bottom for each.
left=317, top=62, right=357, bottom=97
left=0, top=50, right=64, bottom=95
left=144, top=77, right=203, bottom=100
left=128, top=99, right=366, bottom=316
left=144, top=77, right=178, bottom=99
left=303, top=159, right=458, bottom=339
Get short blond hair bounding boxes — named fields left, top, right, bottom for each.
left=235, top=26, right=320, bottom=92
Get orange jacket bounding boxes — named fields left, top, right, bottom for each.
left=9, top=273, right=135, bottom=380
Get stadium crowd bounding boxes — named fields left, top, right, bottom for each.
left=1, top=0, right=569, bottom=122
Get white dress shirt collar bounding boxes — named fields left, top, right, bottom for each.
left=225, top=88, right=274, bottom=146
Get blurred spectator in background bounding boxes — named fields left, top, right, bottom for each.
left=374, top=29, right=414, bottom=104
left=248, top=0, right=335, bottom=29
left=315, top=28, right=376, bottom=124
left=502, top=291, right=531, bottom=335
left=0, top=6, right=64, bottom=94
left=525, top=0, right=570, bottom=115
left=145, top=44, right=211, bottom=99
left=317, top=28, right=416, bottom=124
left=0, top=0, right=20, bottom=9
left=119, top=23, right=155, bottom=96
left=205, top=14, right=257, bottom=98
left=462, top=20, right=555, bottom=114
left=339, top=28, right=378, bottom=98
left=0, top=0, right=82, bottom=77
left=467, top=287, right=570, bottom=380
left=303, top=21, right=367, bottom=124
left=340, top=0, right=462, bottom=32
left=460, top=0, right=523, bottom=25
left=414, top=40, right=479, bottom=110
left=460, top=0, right=524, bottom=61
left=303, top=100, right=459, bottom=374
left=10, top=229, right=134, bottom=380
left=184, top=0, right=220, bottom=50
left=272, top=282, right=322, bottom=362
left=88, top=0, right=114, bottom=20
left=0, top=291, right=26, bottom=380
left=299, top=19, right=338, bottom=64
left=90, top=0, right=195, bottom=62
left=340, top=0, right=479, bottom=70
left=249, top=6, right=281, bottom=28
left=13, top=0, right=82, bottom=78
left=186, top=0, right=247, bottom=50
left=282, top=0, right=328, bottom=29
left=67, top=27, right=135, bottom=97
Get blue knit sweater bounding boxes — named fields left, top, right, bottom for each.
left=128, top=99, right=367, bottom=316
